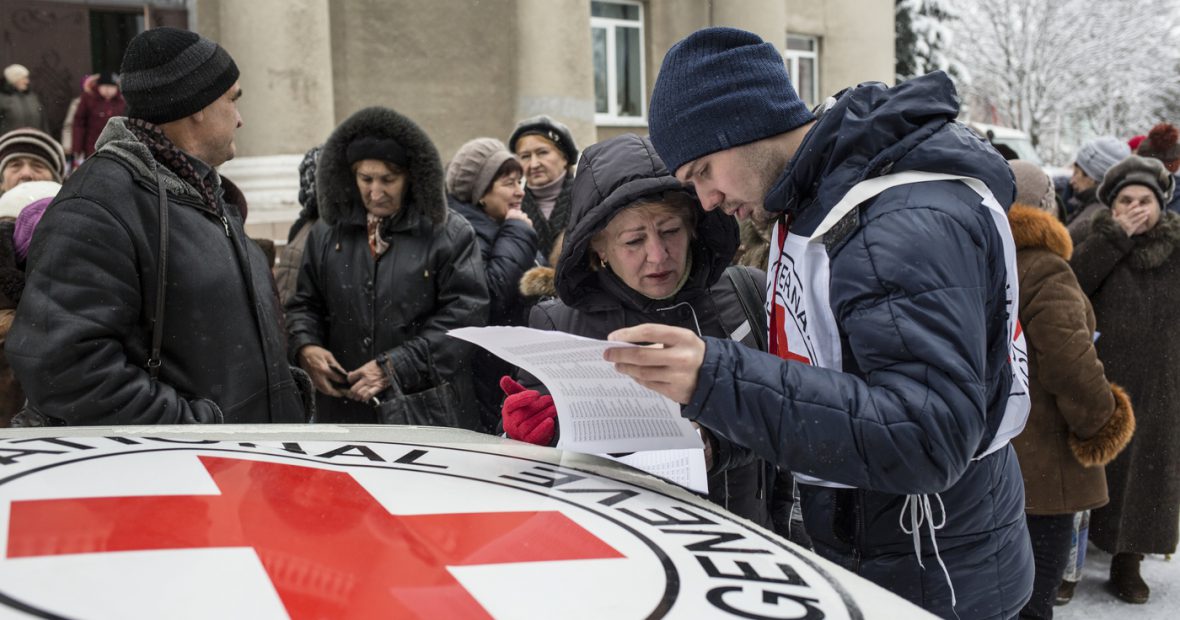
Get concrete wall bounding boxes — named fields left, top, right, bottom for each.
left=785, top=0, right=895, bottom=96
left=326, top=0, right=522, bottom=164
left=711, top=0, right=786, bottom=50
left=216, top=0, right=335, bottom=157
left=514, top=0, right=596, bottom=161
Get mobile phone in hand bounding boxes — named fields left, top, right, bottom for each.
left=329, top=367, right=351, bottom=391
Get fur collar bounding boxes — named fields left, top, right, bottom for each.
left=1009, top=203, right=1072, bottom=260
left=316, top=107, right=447, bottom=231
left=93, top=118, right=214, bottom=202
left=1091, top=208, right=1180, bottom=270
left=519, top=266, right=555, bottom=299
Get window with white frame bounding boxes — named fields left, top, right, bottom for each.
left=591, top=0, right=646, bottom=125
left=784, top=34, right=819, bottom=109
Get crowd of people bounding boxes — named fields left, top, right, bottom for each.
left=1, top=25, right=1179, bottom=620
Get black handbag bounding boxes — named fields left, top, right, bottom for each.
left=373, top=350, right=461, bottom=427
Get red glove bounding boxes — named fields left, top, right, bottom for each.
left=500, top=376, right=557, bottom=445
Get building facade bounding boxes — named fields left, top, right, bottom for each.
left=2, top=0, right=895, bottom=240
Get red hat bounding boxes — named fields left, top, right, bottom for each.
left=1136, top=123, right=1180, bottom=173
left=1128, top=135, right=1146, bottom=151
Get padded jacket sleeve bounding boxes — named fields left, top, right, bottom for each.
left=284, top=223, right=330, bottom=358
left=484, top=219, right=539, bottom=322
left=684, top=202, right=1002, bottom=495
left=1020, top=252, right=1115, bottom=439
left=386, top=216, right=490, bottom=392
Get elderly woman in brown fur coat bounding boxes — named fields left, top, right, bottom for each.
left=1007, top=161, right=1135, bottom=619
left=1070, top=155, right=1179, bottom=605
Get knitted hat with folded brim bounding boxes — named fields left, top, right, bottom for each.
left=3, top=64, right=28, bottom=85
left=1075, top=136, right=1130, bottom=182
left=1098, top=155, right=1176, bottom=208
left=119, top=27, right=239, bottom=124
left=647, top=27, right=815, bottom=175
left=1010, top=160, right=1056, bottom=213
left=445, top=138, right=516, bottom=205
left=0, top=129, right=65, bottom=183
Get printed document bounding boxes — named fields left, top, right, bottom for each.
left=448, top=326, right=703, bottom=456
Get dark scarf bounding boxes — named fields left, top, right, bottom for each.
left=521, top=173, right=573, bottom=260
left=1065, top=187, right=1098, bottom=223
left=125, top=118, right=219, bottom=211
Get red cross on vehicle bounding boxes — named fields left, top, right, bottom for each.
left=6, top=455, right=624, bottom=618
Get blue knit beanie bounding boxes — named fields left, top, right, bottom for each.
left=648, top=27, right=815, bottom=175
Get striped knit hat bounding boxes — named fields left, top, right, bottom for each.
left=119, top=27, right=239, bottom=124
left=0, top=128, right=65, bottom=183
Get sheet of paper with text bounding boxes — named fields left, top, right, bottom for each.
left=448, top=326, right=703, bottom=456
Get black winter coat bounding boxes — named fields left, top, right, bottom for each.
left=448, top=196, right=538, bottom=326
left=7, top=118, right=305, bottom=424
left=0, top=220, right=24, bottom=427
left=528, top=133, right=772, bottom=527
left=449, top=196, right=538, bottom=430
left=680, top=73, right=1033, bottom=618
left=286, top=107, right=488, bottom=428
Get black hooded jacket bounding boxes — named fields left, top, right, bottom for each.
left=449, top=195, right=539, bottom=430
left=447, top=196, right=538, bottom=326
left=525, top=134, right=771, bottom=525
left=285, top=107, right=488, bottom=428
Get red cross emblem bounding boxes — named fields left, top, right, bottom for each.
left=6, top=456, right=624, bottom=618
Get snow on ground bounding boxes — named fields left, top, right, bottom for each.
left=1057, top=544, right=1180, bottom=619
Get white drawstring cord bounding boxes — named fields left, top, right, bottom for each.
left=655, top=301, right=703, bottom=336
left=899, top=493, right=959, bottom=616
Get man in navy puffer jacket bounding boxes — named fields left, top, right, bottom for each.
left=606, top=28, right=1033, bottom=619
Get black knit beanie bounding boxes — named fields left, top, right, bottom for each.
left=648, top=27, right=815, bottom=175
left=119, top=28, right=240, bottom=124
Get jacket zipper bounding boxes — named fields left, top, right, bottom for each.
left=853, top=489, right=865, bottom=572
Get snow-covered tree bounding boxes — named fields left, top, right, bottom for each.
left=949, top=0, right=1180, bottom=164
left=896, top=0, right=963, bottom=82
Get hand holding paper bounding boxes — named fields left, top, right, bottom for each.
left=449, top=326, right=702, bottom=453
left=605, top=324, right=706, bottom=405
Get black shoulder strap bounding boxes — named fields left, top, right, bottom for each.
left=147, top=173, right=168, bottom=382
left=724, top=265, right=768, bottom=353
